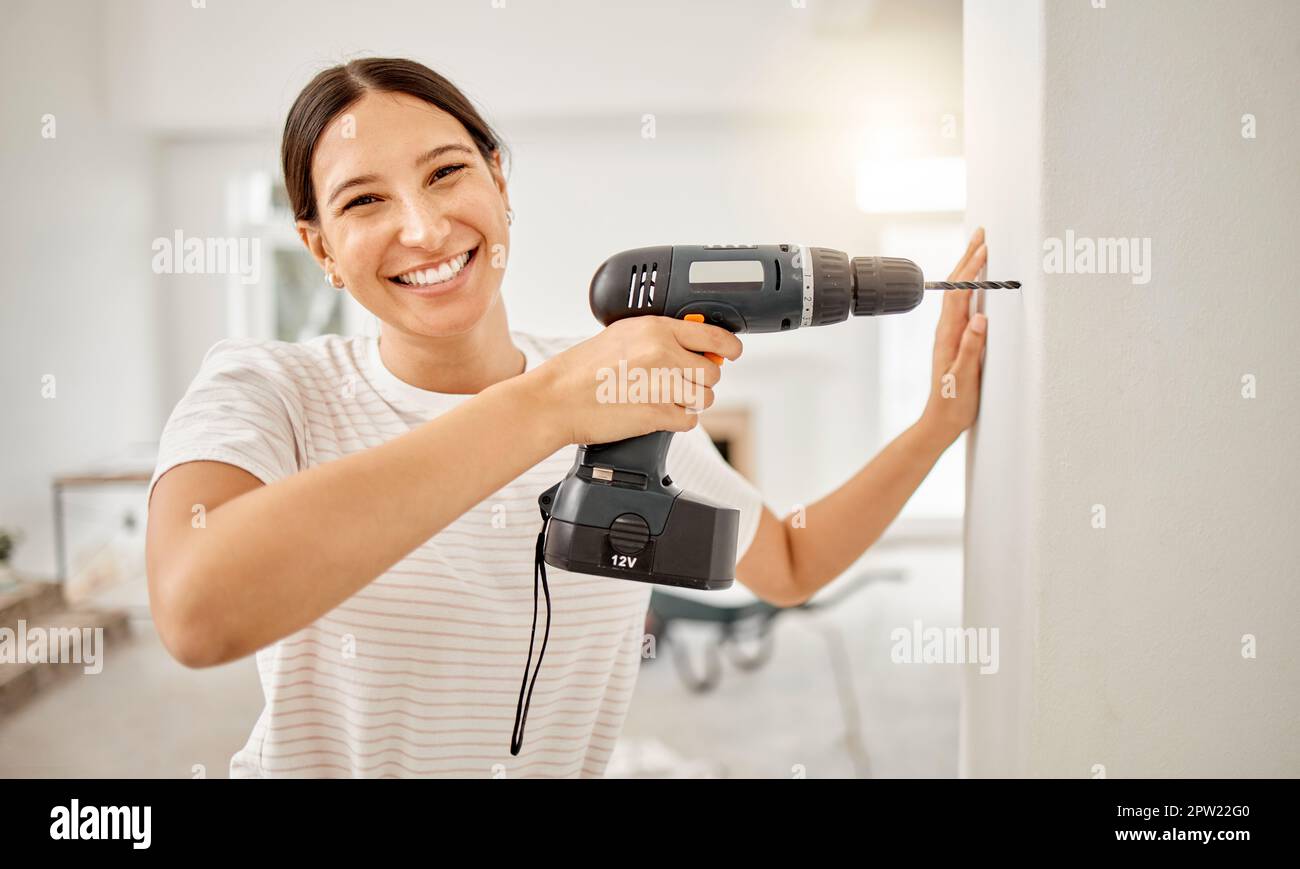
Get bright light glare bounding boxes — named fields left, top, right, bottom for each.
left=855, top=156, right=966, bottom=214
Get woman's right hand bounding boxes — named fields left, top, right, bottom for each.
left=527, top=316, right=743, bottom=447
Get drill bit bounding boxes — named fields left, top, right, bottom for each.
left=924, top=280, right=1021, bottom=290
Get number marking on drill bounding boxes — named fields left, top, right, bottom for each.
left=611, top=555, right=638, bottom=569
left=798, top=244, right=814, bottom=327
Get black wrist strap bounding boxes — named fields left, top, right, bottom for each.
left=511, top=509, right=553, bottom=756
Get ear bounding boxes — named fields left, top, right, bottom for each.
left=489, top=149, right=511, bottom=213
left=297, top=219, right=334, bottom=274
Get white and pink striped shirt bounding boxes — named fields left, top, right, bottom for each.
left=148, top=330, right=763, bottom=778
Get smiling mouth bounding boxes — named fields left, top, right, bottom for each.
left=387, top=244, right=479, bottom=288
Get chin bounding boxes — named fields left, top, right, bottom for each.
left=399, top=289, right=498, bottom=339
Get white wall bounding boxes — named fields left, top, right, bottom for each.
left=958, top=0, right=1043, bottom=777
left=0, top=0, right=159, bottom=579
left=962, top=0, right=1300, bottom=777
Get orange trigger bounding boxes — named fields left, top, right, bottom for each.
left=682, top=313, right=725, bottom=365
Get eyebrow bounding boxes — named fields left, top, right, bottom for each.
left=325, top=143, right=477, bottom=208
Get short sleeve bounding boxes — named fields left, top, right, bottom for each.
left=665, top=423, right=767, bottom=563
left=148, top=338, right=304, bottom=507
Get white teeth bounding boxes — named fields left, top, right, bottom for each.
left=394, top=249, right=472, bottom=286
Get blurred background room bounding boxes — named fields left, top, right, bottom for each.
left=2, top=0, right=971, bottom=777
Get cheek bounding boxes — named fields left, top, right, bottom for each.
left=458, top=183, right=506, bottom=232
left=334, top=223, right=387, bottom=276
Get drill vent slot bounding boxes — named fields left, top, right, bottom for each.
left=627, top=263, right=658, bottom=310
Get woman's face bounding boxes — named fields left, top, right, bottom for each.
left=301, top=90, right=511, bottom=338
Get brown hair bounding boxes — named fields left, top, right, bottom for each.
left=281, top=57, right=508, bottom=222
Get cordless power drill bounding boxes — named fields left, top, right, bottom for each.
left=536, top=243, right=1018, bottom=591
left=512, top=242, right=1017, bottom=754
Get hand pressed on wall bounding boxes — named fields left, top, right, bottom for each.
left=920, top=227, right=989, bottom=445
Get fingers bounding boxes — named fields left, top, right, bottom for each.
left=940, top=230, right=984, bottom=327
left=937, top=286, right=974, bottom=347
left=668, top=317, right=743, bottom=363
left=951, top=313, right=988, bottom=377
left=657, top=402, right=703, bottom=432
left=626, top=318, right=733, bottom=429
left=680, top=384, right=715, bottom=416
left=645, top=361, right=715, bottom=414
left=619, top=346, right=718, bottom=421
left=938, top=229, right=989, bottom=353
left=671, top=346, right=723, bottom=387
left=961, top=243, right=988, bottom=281
left=948, top=226, right=985, bottom=281
left=936, top=284, right=974, bottom=366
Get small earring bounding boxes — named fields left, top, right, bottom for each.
left=325, top=271, right=344, bottom=290
left=506, top=208, right=515, bottom=227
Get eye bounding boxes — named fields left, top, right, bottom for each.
left=430, top=163, right=467, bottom=183
left=338, top=164, right=466, bottom=214
left=342, top=193, right=379, bottom=212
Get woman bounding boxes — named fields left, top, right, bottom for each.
left=146, top=57, right=991, bottom=778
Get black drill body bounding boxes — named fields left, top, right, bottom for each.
left=588, top=243, right=926, bottom=332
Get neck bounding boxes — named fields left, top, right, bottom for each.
left=376, top=299, right=526, bottom=394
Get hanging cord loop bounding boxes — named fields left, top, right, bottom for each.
left=511, top=505, right=553, bottom=756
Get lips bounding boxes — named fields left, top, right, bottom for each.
left=387, top=244, right=480, bottom=296
left=388, top=244, right=479, bottom=288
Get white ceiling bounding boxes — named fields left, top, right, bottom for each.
left=102, top=0, right=962, bottom=133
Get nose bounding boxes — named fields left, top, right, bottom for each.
left=396, top=193, right=451, bottom=249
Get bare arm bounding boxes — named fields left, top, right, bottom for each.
left=737, top=421, right=953, bottom=606
left=147, top=369, right=564, bottom=668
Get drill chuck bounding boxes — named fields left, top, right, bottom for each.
left=851, top=255, right=928, bottom=315
left=802, top=249, right=928, bottom=320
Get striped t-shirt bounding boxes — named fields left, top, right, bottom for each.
left=148, top=330, right=763, bottom=778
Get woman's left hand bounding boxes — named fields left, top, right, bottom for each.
left=919, top=227, right=990, bottom=446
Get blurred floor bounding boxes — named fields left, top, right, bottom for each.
left=0, top=543, right=960, bottom=778
left=0, top=617, right=262, bottom=778
left=616, top=542, right=962, bottom=778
